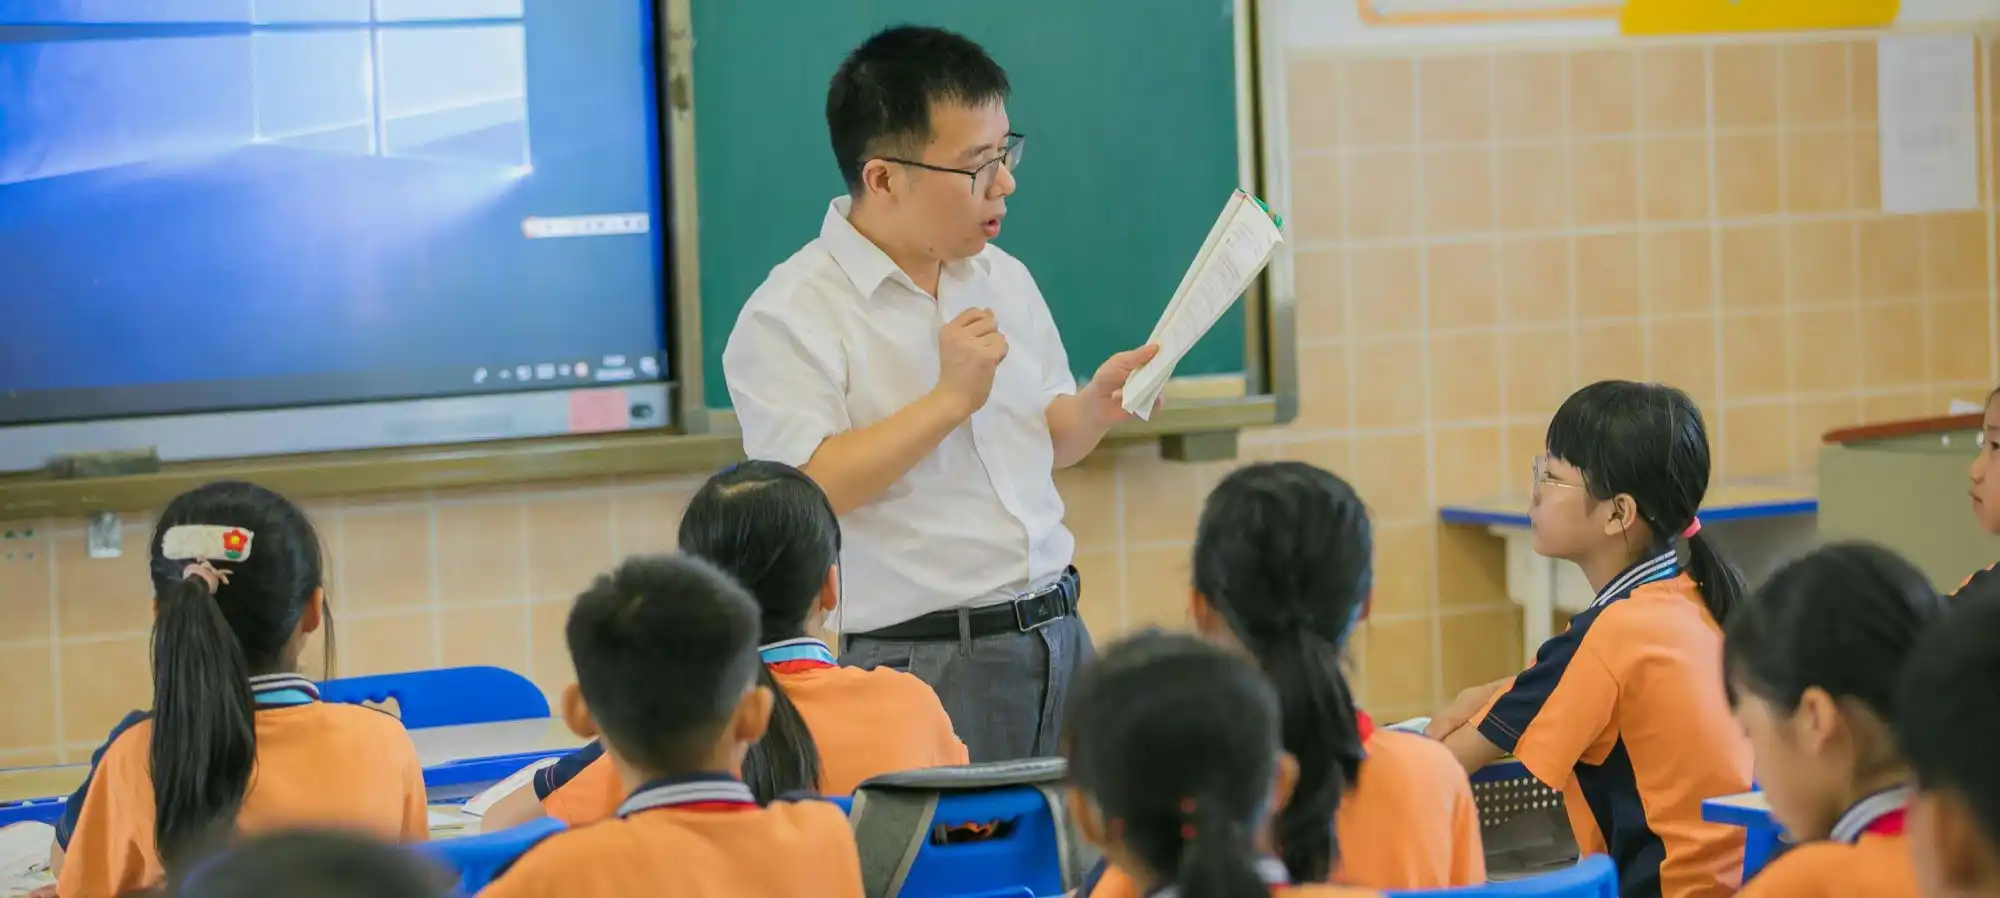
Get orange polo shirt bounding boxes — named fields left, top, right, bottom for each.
left=1080, top=713, right=1483, bottom=896
left=1738, top=789, right=1919, bottom=898
left=538, top=643, right=966, bottom=825
left=58, top=675, right=429, bottom=898
left=1475, top=556, right=1753, bottom=898
left=479, top=773, right=862, bottom=898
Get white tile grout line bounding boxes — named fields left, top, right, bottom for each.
left=1292, top=209, right=1929, bottom=253
left=1291, top=122, right=1872, bottom=157
left=1847, top=41, right=1868, bottom=429
left=1636, top=49, right=1656, bottom=382
left=1985, top=35, right=2000, bottom=386
left=1112, top=453, right=1130, bottom=635
left=1413, top=58, right=1446, bottom=711
left=1777, top=44, right=1799, bottom=475
left=1562, top=49, right=1581, bottom=415
left=517, top=491, right=534, bottom=676
left=1706, top=43, right=1731, bottom=473
left=1490, top=47, right=1513, bottom=498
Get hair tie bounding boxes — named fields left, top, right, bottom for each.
left=182, top=560, right=231, bottom=594
left=1680, top=517, right=1702, bottom=540
left=1178, top=797, right=1197, bottom=841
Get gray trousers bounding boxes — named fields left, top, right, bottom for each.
left=840, top=613, right=1093, bottom=762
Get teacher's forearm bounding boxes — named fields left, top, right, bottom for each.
left=1046, top=394, right=1111, bottom=469
left=802, top=390, right=973, bottom=516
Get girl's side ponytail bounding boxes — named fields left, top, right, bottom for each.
left=740, top=665, right=822, bottom=803
left=150, top=572, right=258, bottom=870
left=1174, top=798, right=1268, bottom=898
left=1683, top=527, right=1745, bottom=626
left=1258, top=630, right=1362, bottom=883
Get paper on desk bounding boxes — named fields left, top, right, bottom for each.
left=1, top=822, right=53, bottom=897
left=1121, top=190, right=1284, bottom=420
left=460, top=756, right=559, bottom=818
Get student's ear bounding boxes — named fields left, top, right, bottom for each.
left=1601, top=494, right=1639, bottom=538
left=1793, top=687, right=1841, bottom=754
left=733, top=684, right=775, bottom=746
left=298, top=588, right=325, bottom=635
left=1271, top=751, right=1301, bottom=811
left=1188, top=589, right=1220, bottom=637
left=1066, top=788, right=1110, bottom=851
left=559, top=684, right=600, bottom=740
left=820, top=565, right=840, bottom=613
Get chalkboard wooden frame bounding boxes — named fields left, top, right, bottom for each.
left=660, top=0, right=1300, bottom=442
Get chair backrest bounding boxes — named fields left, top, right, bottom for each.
left=1387, top=855, right=1618, bottom=898
left=417, top=817, right=565, bottom=893
left=319, top=666, right=549, bottom=728
left=847, top=759, right=1093, bottom=898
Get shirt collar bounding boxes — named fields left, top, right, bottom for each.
left=1149, top=857, right=1288, bottom=898
left=617, top=772, right=758, bottom=817
left=759, top=637, right=837, bottom=667
left=250, top=673, right=320, bottom=708
left=1590, top=548, right=1680, bottom=609
left=1830, top=786, right=1914, bottom=844
left=819, top=196, right=993, bottom=298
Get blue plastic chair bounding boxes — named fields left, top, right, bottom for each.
left=1387, top=855, right=1618, bottom=898
left=875, top=784, right=1070, bottom=898
left=320, top=666, right=549, bottom=728
left=0, top=794, right=66, bottom=827
left=418, top=817, right=565, bottom=893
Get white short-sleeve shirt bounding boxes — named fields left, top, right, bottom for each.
left=722, top=197, right=1079, bottom=633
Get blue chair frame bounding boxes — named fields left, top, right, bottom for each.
left=319, top=666, right=549, bottom=729
left=1387, top=855, right=1618, bottom=898
left=418, top=817, right=566, bottom=893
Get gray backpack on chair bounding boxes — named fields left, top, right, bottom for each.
left=847, top=758, right=1097, bottom=898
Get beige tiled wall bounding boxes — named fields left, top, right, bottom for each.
left=5, top=29, right=1999, bottom=769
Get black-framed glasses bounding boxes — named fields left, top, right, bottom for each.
left=878, top=132, right=1025, bottom=195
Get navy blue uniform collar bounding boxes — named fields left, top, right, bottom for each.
left=1589, top=548, right=1679, bottom=609
left=617, top=771, right=757, bottom=817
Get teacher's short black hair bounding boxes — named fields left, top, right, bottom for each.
left=567, top=554, right=763, bottom=776
left=1897, top=578, right=2000, bottom=850
left=826, top=25, right=1010, bottom=190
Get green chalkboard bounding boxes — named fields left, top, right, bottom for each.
left=689, top=0, right=1248, bottom=409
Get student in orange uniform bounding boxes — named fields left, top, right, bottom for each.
left=481, top=461, right=966, bottom=828
left=477, top=554, right=862, bottom=898
left=1723, top=543, right=1943, bottom=897
left=1956, top=387, right=2000, bottom=593
left=1075, top=462, right=1481, bottom=895
left=1065, top=631, right=1378, bottom=898
left=1896, top=578, right=2000, bottom=898
left=1423, top=381, right=1754, bottom=898
left=56, top=481, right=428, bottom=898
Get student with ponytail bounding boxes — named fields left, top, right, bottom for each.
left=1064, top=630, right=1377, bottom=898
left=1077, top=462, right=1481, bottom=896
left=1724, top=542, right=1942, bottom=897
left=1423, top=381, right=1753, bottom=898
left=57, top=481, right=428, bottom=898
left=483, top=460, right=966, bottom=828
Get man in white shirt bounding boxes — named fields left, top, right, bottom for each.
left=722, top=25, right=1156, bottom=761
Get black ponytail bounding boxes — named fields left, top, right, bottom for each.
left=1546, top=381, right=1745, bottom=625
left=151, top=575, right=256, bottom=869
left=742, top=666, right=820, bottom=802
left=1064, top=632, right=1284, bottom=898
left=679, top=461, right=840, bottom=801
left=1175, top=798, right=1268, bottom=898
left=148, top=482, right=328, bottom=872
left=1192, top=461, right=1371, bottom=882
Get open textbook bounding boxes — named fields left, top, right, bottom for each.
left=1121, top=189, right=1285, bottom=420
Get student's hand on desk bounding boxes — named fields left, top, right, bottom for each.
left=27, top=885, right=56, bottom=898
left=1424, top=681, right=1504, bottom=741
left=1083, top=344, right=1162, bottom=425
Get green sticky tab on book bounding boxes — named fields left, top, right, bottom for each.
left=1251, top=194, right=1283, bottom=230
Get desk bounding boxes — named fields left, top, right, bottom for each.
left=1440, top=482, right=1819, bottom=667
left=0, top=718, right=581, bottom=808
left=1701, top=791, right=1783, bottom=881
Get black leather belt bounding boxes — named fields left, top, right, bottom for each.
left=857, top=567, right=1080, bottom=641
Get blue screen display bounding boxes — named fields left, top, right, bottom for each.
left=0, top=0, right=667, bottom=425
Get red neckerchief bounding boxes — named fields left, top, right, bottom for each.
left=768, top=659, right=837, bottom=675
left=1864, top=808, right=1907, bottom=837
left=1356, top=709, right=1376, bottom=743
